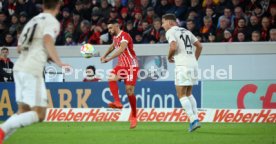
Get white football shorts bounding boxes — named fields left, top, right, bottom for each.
left=14, top=71, right=48, bottom=107
left=174, top=66, right=198, bottom=86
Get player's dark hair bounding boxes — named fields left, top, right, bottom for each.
left=86, top=65, right=96, bottom=74
left=108, top=20, right=119, bottom=25
left=162, top=14, right=176, bottom=21
left=1, top=47, right=8, bottom=51
left=43, top=0, right=60, bottom=10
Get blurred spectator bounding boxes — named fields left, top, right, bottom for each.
left=223, top=29, right=233, bottom=42
left=205, top=7, right=219, bottom=26
left=158, top=30, right=167, bottom=43
left=217, top=7, right=234, bottom=30
left=9, top=14, right=19, bottom=35
left=147, top=18, right=163, bottom=43
left=215, top=0, right=229, bottom=16
left=73, top=1, right=83, bottom=15
left=81, top=0, right=93, bottom=20
left=248, top=15, right=261, bottom=34
left=187, top=9, right=202, bottom=28
left=0, top=47, right=13, bottom=82
left=3, top=33, right=16, bottom=46
left=233, top=18, right=247, bottom=37
left=60, top=8, right=72, bottom=32
left=91, top=9, right=102, bottom=26
left=234, top=31, right=247, bottom=42
left=88, top=25, right=102, bottom=44
left=19, top=11, right=28, bottom=26
left=189, top=0, right=201, bottom=11
left=114, top=0, right=122, bottom=10
left=260, top=16, right=271, bottom=40
left=200, top=16, right=216, bottom=42
left=245, top=0, right=259, bottom=14
left=120, top=7, right=131, bottom=30
left=251, top=30, right=261, bottom=42
left=186, top=19, right=200, bottom=36
left=233, top=6, right=248, bottom=28
left=252, top=3, right=265, bottom=18
left=269, top=4, right=276, bottom=26
left=133, top=8, right=143, bottom=32
left=140, top=0, right=152, bottom=16
left=109, top=7, right=118, bottom=21
left=134, top=32, right=144, bottom=43
left=141, top=20, right=151, bottom=42
left=72, top=12, right=82, bottom=40
left=65, top=23, right=75, bottom=38
left=127, top=0, right=136, bottom=17
left=125, top=20, right=137, bottom=38
left=100, top=0, right=111, bottom=19
left=83, top=65, right=101, bottom=82
left=16, top=0, right=37, bottom=18
left=65, top=33, right=76, bottom=46
left=269, top=28, right=276, bottom=41
left=155, top=0, right=171, bottom=18
left=229, top=0, right=243, bottom=9
left=0, top=11, right=8, bottom=26
left=145, top=7, right=158, bottom=25
left=216, top=16, right=230, bottom=42
left=78, top=20, right=91, bottom=44
left=167, top=0, right=187, bottom=23
left=208, top=33, right=216, bottom=42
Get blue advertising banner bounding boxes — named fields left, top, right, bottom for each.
left=0, top=81, right=201, bottom=120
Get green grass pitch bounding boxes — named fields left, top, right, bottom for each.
left=3, top=122, right=276, bottom=144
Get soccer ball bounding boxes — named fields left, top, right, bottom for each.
left=80, top=43, right=95, bottom=58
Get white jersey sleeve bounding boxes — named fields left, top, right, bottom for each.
left=165, top=29, right=177, bottom=44
left=43, top=20, right=60, bottom=39
left=189, top=31, right=198, bottom=44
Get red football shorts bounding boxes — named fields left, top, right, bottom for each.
left=111, top=66, right=139, bottom=86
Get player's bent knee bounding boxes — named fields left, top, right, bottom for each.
left=32, top=107, right=47, bottom=122
left=126, top=87, right=134, bottom=96
left=18, top=103, right=31, bottom=114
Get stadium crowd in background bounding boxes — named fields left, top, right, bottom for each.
left=0, top=0, right=276, bottom=46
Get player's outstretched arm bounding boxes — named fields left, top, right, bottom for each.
left=101, top=43, right=115, bottom=61
left=43, top=34, right=68, bottom=67
left=168, top=41, right=177, bottom=63
left=194, top=41, right=202, bottom=60
left=106, top=41, right=127, bottom=62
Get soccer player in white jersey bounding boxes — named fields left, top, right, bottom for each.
left=0, top=0, right=69, bottom=143
left=162, top=14, right=203, bottom=132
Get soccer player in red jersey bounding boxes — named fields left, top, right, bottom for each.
left=101, top=20, right=139, bottom=129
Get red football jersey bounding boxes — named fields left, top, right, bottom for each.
left=112, top=31, right=139, bottom=67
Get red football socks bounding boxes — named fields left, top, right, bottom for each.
left=109, top=81, right=120, bottom=102
left=128, top=95, right=137, bottom=117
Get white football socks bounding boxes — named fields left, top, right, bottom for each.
left=179, top=96, right=196, bottom=122
left=0, top=111, right=39, bottom=137
left=3, top=114, right=18, bottom=140
left=188, top=95, right=199, bottom=120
